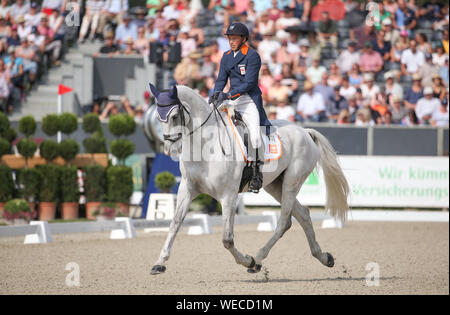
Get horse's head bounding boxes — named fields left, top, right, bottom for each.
left=149, top=84, right=191, bottom=157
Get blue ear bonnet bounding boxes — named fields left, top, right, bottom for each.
left=155, top=90, right=180, bottom=122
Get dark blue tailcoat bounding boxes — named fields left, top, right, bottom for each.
left=213, top=45, right=271, bottom=128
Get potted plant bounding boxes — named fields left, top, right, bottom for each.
left=106, top=165, right=133, bottom=216
left=17, top=167, right=41, bottom=212
left=61, top=165, right=80, bottom=219
left=155, top=171, right=177, bottom=193
left=36, top=164, right=61, bottom=221
left=2, top=199, right=36, bottom=225
left=0, top=164, right=14, bottom=216
left=39, top=140, right=60, bottom=163
left=82, top=113, right=107, bottom=165
left=17, top=115, right=38, bottom=168
left=83, top=165, right=106, bottom=219
left=59, top=113, right=79, bottom=165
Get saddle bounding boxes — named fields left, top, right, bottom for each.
left=225, top=109, right=282, bottom=193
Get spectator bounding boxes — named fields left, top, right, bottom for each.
left=9, top=0, right=30, bottom=24
left=48, top=8, right=65, bottom=41
left=382, top=18, right=400, bottom=47
left=258, top=33, right=280, bottom=62
left=317, top=11, right=337, bottom=48
left=200, top=47, right=215, bottom=80
left=327, top=63, right=342, bottom=88
left=268, top=0, right=282, bottom=22
left=122, top=36, right=138, bottom=55
left=431, top=74, right=446, bottom=101
left=146, top=0, right=167, bottom=18
left=336, top=40, right=360, bottom=75
left=0, top=15, right=9, bottom=40
left=389, top=95, right=408, bottom=124
left=253, top=0, right=272, bottom=14
left=360, top=72, right=380, bottom=103
left=4, top=46, right=24, bottom=104
left=305, top=57, right=326, bottom=85
left=141, top=91, right=153, bottom=112
left=246, top=1, right=258, bottom=24
left=259, top=64, right=274, bottom=100
left=38, top=15, right=62, bottom=66
left=400, top=39, right=424, bottom=78
left=115, top=13, right=138, bottom=50
left=25, top=2, right=42, bottom=28
left=134, top=26, right=149, bottom=56
left=432, top=42, right=447, bottom=67
left=431, top=98, right=449, bottom=127
left=267, top=105, right=277, bottom=120
left=178, top=26, right=196, bottom=58
left=307, top=30, right=321, bottom=60
left=216, top=26, right=231, bottom=52
left=267, top=74, right=290, bottom=105
left=327, top=86, right=349, bottom=122
left=347, top=94, right=359, bottom=123
left=100, top=101, right=119, bottom=121
left=337, top=108, right=350, bottom=124
left=145, top=18, right=160, bottom=42
left=296, top=80, right=326, bottom=122
left=289, top=0, right=311, bottom=23
left=0, top=0, right=11, bottom=23
left=268, top=51, right=282, bottom=76
left=162, top=0, right=182, bottom=20
left=255, top=11, right=275, bottom=37
left=286, top=32, right=300, bottom=55
left=97, top=0, right=129, bottom=38
left=79, top=0, right=104, bottom=43
left=314, top=72, right=334, bottom=110
left=275, top=100, right=295, bottom=122
left=418, top=53, right=440, bottom=87
left=41, top=0, right=63, bottom=14
left=18, top=15, right=32, bottom=40
left=0, top=58, right=9, bottom=112
left=374, top=2, right=392, bottom=30
left=395, top=0, right=417, bottom=36
left=404, top=73, right=424, bottom=110
left=415, top=86, right=441, bottom=124
left=7, top=24, right=21, bottom=47
left=339, top=75, right=357, bottom=100
left=187, top=18, right=204, bottom=47
left=97, top=31, right=120, bottom=56
left=280, top=63, right=299, bottom=100
left=384, top=71, right=403, bottom=103
left=442, top=29, right=449, bottom=54
left=351, top=23, right=376, bottom=51
left=293, top=38, right=312, bottom=78
left=275, top=7, right=300, bottom=40
left=14, top=37, right=37, bottom=89
left=359, top=41, right=383, bottom=74
left=276, top=39, right=295, bottom=66
left=133, top=7, right=149, bottom=29
left=439, top=57, right=449, bottom=87
left=153, top=8, right=167, bottom=32
left=372, top=29, right=392, bottom=62
left=415, top=32, right=432, bottom=55
left=355, top=106, right=374, bottom=126
left=348, top=63, right=362, bottom=87
left=173, top=51, right=202, bottom=88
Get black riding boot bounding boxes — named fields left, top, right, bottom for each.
left=248, top=150, right=263, bottom=193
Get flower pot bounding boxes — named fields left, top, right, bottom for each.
left=0, top=202, right=5, bottom=218
left=86, top=202, right=102, bottom=220
left=116, top=202, right=129, bottom=216
left=38, top=202, right=57, bottom=221
left=62, top=202, right=79, bottom=220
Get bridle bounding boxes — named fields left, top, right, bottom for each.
left=157, top=95, right=230, bottom=155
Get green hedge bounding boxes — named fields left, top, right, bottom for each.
left=61, top=166, right=79, bottom=203
left=0, top=165, right=14, bottom=202
left=40, top=140, right=60, bottom=162
left=36, top=164, right=61, bottom=203
left=17, top=168, right=41, bottom=202
left=84, top=165, right=106, bottom=202
left=107, top=166, right=133, bottom=203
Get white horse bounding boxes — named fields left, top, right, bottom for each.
left=149, top=84, right=350, bottom=274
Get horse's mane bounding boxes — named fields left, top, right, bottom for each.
left=176, top=85, right=210, bottom=114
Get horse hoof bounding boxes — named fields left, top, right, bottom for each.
left=325, top=253, right=335, bottom=268
left=245, top=255, right=256, bottom=269
left=247, top=264, right=262, bottom=274
left=151, top=265, right=166, bottom=275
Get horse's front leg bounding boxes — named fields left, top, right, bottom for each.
left=151, top=180, right=197, bottom=275
left=221, top=195, right=255, bottom=269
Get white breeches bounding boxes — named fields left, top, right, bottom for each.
left=226, top=94, right=262, bottom=151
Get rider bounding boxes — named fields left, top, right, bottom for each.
left=209, top=22, right=271, bottom=193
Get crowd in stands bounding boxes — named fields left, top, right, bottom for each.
left=0, top=0, right=80, bottom=114
left=0, top=0, right=448, bottom=127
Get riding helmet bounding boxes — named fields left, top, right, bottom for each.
left=224, top=22, right=249, bottom=39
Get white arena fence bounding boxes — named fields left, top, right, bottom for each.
left=0, top=210, right=448, bottom=245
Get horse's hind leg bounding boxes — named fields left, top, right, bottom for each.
left=292, top=203, right=335, bottom=267
left=249, top=177, right=294, bottom=273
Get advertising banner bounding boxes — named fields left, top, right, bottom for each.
left=243, top=156, right=449, bottom=208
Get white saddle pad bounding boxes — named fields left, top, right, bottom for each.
left=225, top=110, right=282, bottom=162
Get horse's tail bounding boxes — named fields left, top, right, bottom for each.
left=305, top=128, right=350, bottom=221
